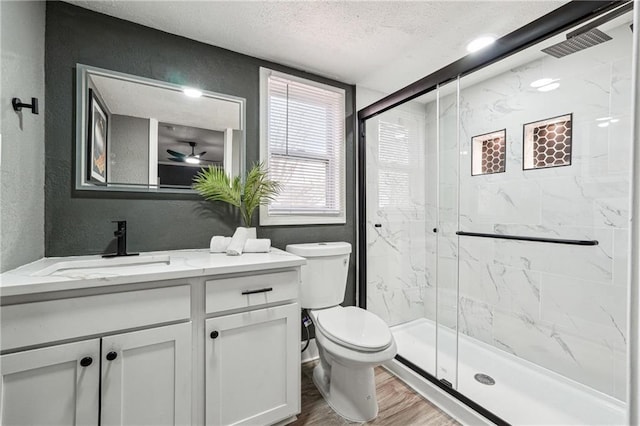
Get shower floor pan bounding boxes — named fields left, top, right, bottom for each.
left=391, top=318, right=625, bottom=425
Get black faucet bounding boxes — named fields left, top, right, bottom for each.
left=103, top=221, right=138, bottom=258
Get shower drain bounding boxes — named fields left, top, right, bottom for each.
left=474, top=373, right=496, bottom=386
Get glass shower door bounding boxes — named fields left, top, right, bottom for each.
left=434, top=79, right=460, bottom=388
left=364, top=102, right=435, bottom=376
left=361, top=4, right=633, bottom=425
left=453, top=9, right=633, bottom=423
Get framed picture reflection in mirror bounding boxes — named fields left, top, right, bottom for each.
left=87, top=88, right=108, bottom=183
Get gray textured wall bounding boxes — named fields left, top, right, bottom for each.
left=109, top=115, right=150, bottom=185
left=45, top=2, right=357, bottom=305
left=1, top=1, right=45, bottom=272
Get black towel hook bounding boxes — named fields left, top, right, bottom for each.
left=12, top=97, right=38, bottom=115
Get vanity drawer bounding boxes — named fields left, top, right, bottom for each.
left=205, top=270, right=299, bottom=314
left=1, top=285, right=190, bottom=351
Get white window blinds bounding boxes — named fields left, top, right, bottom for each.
left=260, top=69, right=346, bottom=225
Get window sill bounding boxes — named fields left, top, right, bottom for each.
left=259, top=210, right=346, bottom=226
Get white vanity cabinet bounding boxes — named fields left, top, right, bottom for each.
left=0, top=248, right=306, bottom=426
left=101, top=322, right=192, bottom=426
left=0, top=339, right=101, bottom=425
left=204, top=270, right=301, bottom=426
left=0, top=323, right=191, bottom=426
left=0, top=284, right=192, bottom=426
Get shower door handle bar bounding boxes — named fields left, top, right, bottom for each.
left=455, top=231, right=598, bottom=246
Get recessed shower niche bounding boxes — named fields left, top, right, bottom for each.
left=471, top=129, right=506, bottom=176
left=523, top=113, right=572, bottom=170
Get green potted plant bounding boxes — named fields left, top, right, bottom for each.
left=193, top=162, right=280, bottom=233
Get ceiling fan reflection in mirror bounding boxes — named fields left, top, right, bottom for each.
left=167, top=141, right=215, bottom=165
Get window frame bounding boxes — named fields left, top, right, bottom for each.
left=259, top=67, right=346, bottom=226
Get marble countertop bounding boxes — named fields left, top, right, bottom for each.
left=0, top=248, right=306, bottom=297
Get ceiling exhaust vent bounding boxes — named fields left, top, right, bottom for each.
left=541, top=29, right=612, bottom=58
left=541, top=1, right=632, bottom=59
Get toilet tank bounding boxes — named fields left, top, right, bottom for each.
left=285, top=242, right=351, bottom=309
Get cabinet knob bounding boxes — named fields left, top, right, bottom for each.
left=106, top=351, right=118, bottom=361
left=80, top=357, right=93, bottom=367
left=210, top=331, right=219, bottom=339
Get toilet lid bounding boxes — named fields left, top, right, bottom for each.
left=315, top=307, right=392, bottom=351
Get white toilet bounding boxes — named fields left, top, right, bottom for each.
left=286, top=242, right=397, bottom=423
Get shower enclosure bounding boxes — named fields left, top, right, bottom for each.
left=359, top=2, right=635, bottom=424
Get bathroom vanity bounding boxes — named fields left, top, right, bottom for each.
left=0, top=249, right=305, bottom=426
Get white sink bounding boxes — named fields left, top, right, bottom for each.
left=31, top=255, right=171, bottom=277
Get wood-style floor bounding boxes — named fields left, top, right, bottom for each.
left=292, top=361, right=460, bottom=425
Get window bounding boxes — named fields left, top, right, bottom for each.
left=259, top=68, right=346, bottom=225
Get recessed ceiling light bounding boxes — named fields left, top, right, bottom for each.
left=610, top=118, right=620, bottom=123
left=537, top=82, right=560, bottom=92
left=530, top=78, right=555, bottom=88
left=596, top=116, right=613, bottom=121
left=183, top=88, right=203, bottom=98
left=598, top=122, right=610, bottom=128
left=466, top=36, right=496, bottom=53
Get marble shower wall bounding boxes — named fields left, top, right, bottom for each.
left=447, top=22, right=633, bottom=400
left=364, top=16, right=632, bottom=402
left=365, top=102, right=433, bottom=327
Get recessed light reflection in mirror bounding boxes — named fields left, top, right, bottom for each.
left=596, top=117, right=619, bottom=127
left=466, top=36, right=496, bottom=53
left=530, top=78, right=555, bottom=88
left=537, top=82, right=560, bottom=92
left=183, top=87, right=203, bottom=98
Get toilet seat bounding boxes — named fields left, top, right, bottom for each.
left=314, top=306, right=392, bottom=352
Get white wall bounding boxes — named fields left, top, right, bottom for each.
left=0, top=1, right=46, bottom=272
left=629, top=1, right=640, bottom=421
left=355, top=86, right=387, bottom=111
left=109, top=115, right=150, bottom=185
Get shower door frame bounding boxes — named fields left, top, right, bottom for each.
left=356, top=0, right=631, bottom=423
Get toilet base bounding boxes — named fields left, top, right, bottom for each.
left=312, top=359, right=378, bottom=423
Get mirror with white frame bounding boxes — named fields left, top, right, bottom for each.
left=75, top=64, right=245, bottom=193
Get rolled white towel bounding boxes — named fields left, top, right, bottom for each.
left=243, top=238, right=271, bottom=253
left=226, top=227, right=249, bottom=256
left=210, top=236, right=231, bottom=253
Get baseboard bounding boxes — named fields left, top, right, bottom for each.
left=301, top=337, right=319, bottom=363
left=273, top=415, right=297, bottom=426
left=383, top=359, right=492, bottom=425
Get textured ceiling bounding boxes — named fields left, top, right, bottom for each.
left=67, top=1, right=565, bottom=95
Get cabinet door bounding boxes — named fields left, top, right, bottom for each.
left=101, top=322, right=192, bottom=426
left=206, top=303, right=300, bottom=426
left=0, top=339, right=100, bottom=425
